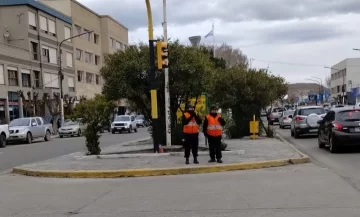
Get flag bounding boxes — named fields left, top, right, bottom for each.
left=204, top=29, right=214, bottom=38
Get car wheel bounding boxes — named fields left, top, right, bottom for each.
left=44, top=130, right=51, bottom=141
left=294, top=130, right=300, bottom=139
left=269, top=121, right=273, bottom=125
left=0, top=134, right=6, bottom=148
left=112, top=130, right=115, bottom=134
left=291, top=128, right=294, bottom=137
left=26, top=132, right=32, bottom=144
left=329, top=136, right=340, bottom=153
left=77, top=129, right=82, bottom=137
left=128, top=126, right=132, bottom=133
left=318, top=135, right=325, bottom=149
left=60, top=135, right=64, bottom=138
left=134, top=128, right=137, bottom=133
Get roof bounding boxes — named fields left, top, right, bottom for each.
left=0, top=0, right=72, bottom=24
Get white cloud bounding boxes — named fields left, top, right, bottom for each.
left=78, top=0, right=360, bottom=83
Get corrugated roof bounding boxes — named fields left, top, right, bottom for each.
left=0, top=0, right=72, bottom=24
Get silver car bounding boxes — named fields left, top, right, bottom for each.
left=58, top=119, right=86, bottom=138
left=279, top=110, right=294, bottom=129
left=290, top=106, right=326, bottom=138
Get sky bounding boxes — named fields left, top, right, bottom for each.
left=78, top=0, right=360, bottom=84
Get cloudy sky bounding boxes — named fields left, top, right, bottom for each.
left=78, top=0, right=360, bottom=84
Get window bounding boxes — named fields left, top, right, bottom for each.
left=28, top=11, right=36, bottom=29
left=21, top=69, right=31, bottom=87
left=0, top=65, right=4, bottom=84
left=42, top=46, right=49, bottom=62
left=48, top=19, right=56, bottom=36
left=33, top=70, right=40, bottom=88
left=35, top=118, right=42, bottom=125
left=84, top=29, right=91, bottom=41
left=94, top=34, right=99, bottom=44
left=115, top=41, right=121, bottom=50
left=74, top=25, right=81, bottom=35
left=42, top=46, right=57, bottom=64
left=95, top=55, right=100, bottom=65
left=43, top=72, right=58, bottom=88
left=31, top=42, right=38, bottom=60
left=76, top=49, right=82, bottom=60
left=110, top=38, right=116, bottom=48
left=7, top=67, right=18, bottom=86
left=96, top=75, right=100, bottom=85
left=39, top=16, right=47, bottom=32
left=66, top=52, right=73, bottom=67
left=85, top=52, right=92, bottom=64
left=77, top=70, right=84, bottom=82
left=68, top=77, right=75, bottom=92
left=86, top=72, right=93, bottom=84
left=64, top=26, right=71, bottom=42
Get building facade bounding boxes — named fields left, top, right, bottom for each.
left=0, top=0, right=75, bottom=123
left=330, top=58, right=360, bottom=104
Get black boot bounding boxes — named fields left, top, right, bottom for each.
left=208, top=158, right=216, bottom=163
left=193, top=157, right=199, bottom=164
left=185, top=158, right=190, bottom=164
left=217, top=159, right=223, bottom=163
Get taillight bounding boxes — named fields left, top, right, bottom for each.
left=295, top=117, right=304, bottom=122
left=283, top=117, right=287, bottom=120
left=332, top=122, right=343, bottom=131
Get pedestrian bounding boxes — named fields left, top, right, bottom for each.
left=203, top=105, right=226, bottom=163
left=182, top=105, right=202, bottom=164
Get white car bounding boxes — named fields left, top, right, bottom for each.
left=279, top=110, right=294, bottom=129
left=0, top=124, right=9, bottom=148
left=111, top=115, right=137, bottom=134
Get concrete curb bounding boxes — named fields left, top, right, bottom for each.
left=275, top=134, right=311, bottom=163
left=12, top=156, right=309, bottom=179
left=74, top=150, right=246, bottom=160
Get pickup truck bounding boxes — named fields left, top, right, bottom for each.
left=268, top=107, right=286, bottom=125
left=8, top=117, right=53, bottom=144
left=0, top=124, right=10, bottom=148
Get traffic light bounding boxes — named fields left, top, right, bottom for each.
left=156, top=41, right=169, bottom=70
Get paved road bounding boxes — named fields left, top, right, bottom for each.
left=276, top=125, right=360, bottom=191
left=1, top=164, right=360, bottom=217
left=0, top=128, right=149, bottom=172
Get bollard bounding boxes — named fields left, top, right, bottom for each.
left=249, top=114, right=259, bottom=140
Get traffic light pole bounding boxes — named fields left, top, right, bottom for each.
left=163, top=0, right=171, bottom=146
left=145, top=0, right=159, bottom=152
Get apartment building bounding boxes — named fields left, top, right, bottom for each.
left=0, top=0, right=75, bottom=123
left=41, top=0, right=129, bottom=100
left=330, top=58, right=360, bottom=103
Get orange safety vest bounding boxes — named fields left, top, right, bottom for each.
left=206, top=114, right=223, bottom=137
left=183, top=112, right=199, bottom=134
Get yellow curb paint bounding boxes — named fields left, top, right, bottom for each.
left=12, top=157, right=310, bottom=179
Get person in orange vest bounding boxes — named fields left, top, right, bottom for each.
left=203, top=105, right=226, bottom=163
left=182, top=105, right=202, bottom=164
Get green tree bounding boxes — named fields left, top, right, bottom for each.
left=72, top=95, right=116, bottom=155
left=101, top=40, right=215, bottom=145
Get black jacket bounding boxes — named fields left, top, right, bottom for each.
left=203, top=113, right=226, bottom=137
left=182, top=111, right=202, bottom=133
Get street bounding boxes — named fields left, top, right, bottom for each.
left=276, top=123, right=360, bottom=191
left=0, top=128, right=149, bottom=173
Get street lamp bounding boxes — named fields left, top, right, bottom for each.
left=353, top=48, right=360, bottom=51
left=324, top=66, right=345, bottom=104
left=58, top=30, right=93, bottom=124
left=311, top=76, right=324, bottom=102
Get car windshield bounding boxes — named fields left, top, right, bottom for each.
left=115, top=116, right=130, bottom=121
left=10, top=118, right=30, bottom=127
left=63, top=120, right=79, bottom=126
left=136, top=115, right=144, bottom=120
left=336, top=110, right=360, bottom=122
left=284, top=111, right=294, bottom=116
left=273, top=108, right=284, bottom=112
left=299, top=108, right=325, bottom=116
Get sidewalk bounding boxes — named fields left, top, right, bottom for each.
left=13, top=136, right=310, bottom=178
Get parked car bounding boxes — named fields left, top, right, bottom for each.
left=0, top=124, right=9, bottom=148
left=268, top=107, right=286, bottom=125
left=135, top=115, right=147, bottom=127
left=260, top=109, right=267, bottom=117
left=59, top=119, right=86, bottom=138
left=318, top=107, right=360, bottom=153
left=279, top=110, right=294, bottom=129
left=111, top=115, right=137, bottom=134
left=8, top=117, right=53, bottom=144
left=290, top=106, right=326, bottom=138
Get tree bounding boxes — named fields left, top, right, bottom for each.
left=63, top=94, right=76, bottom=117
left=325, top=76, right=331, bottom=88
left=287, top=92, right=297, bottom=105
left=101, top=40, right=215, bottom=145
left=17, top=90, right=44, bottom=117
left=43, top=93, right=61, bottom=133
left=206, top=43, right=248, bottom=68
left=72, top=94, right=116, bottom=155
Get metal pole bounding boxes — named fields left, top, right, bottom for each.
left=145, top=0, right=159, bottom=152
left=163, top=0, right=171, bottom=146
left=58, top=30, right=94, bottom=125
left=342, top=70, right=345, bottom=104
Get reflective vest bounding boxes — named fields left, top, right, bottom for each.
left=206, top=114, right=223, bottom=137
left=183, top=112, right=199, bottom=134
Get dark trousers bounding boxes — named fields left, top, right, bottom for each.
left=208, top=136, right=222, bottom=160
left=184, top=133, right=199, bottom=158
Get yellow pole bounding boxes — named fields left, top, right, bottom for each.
left=145, top=0, right=154, bottom=40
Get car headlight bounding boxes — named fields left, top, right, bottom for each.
left=111, top=123, right=114, bottom=127
left=18, top=129, right=26, bottom=133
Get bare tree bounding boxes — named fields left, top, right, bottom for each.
left=205, top=43, right=248, bottom=68
left=325, top=76, right=331, bottom=88
left=43, top=93, right=61, bottom=133
left=17, top=90, right=44, bottom=117
left=63, top=94, right=76, bottom=116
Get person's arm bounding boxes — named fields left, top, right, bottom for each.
left=218, top=116, right=226, bottom=126
left=182, top=112, right=194, bottom=125
left=202, top=117, right=208, bottom=136
left=195, top=114, right=202, bottom=125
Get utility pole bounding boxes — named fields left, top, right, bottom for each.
left=145, top=0, right=160, bottom=152
left=163, top=0, right=171, bottom=146
left=58, top=30, right=93, bottom=124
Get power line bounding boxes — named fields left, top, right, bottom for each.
left=252, top=58, right=327, bottom=67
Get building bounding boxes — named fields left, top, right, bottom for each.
left=40, top=0, right=129, bottom=101
left=0, top=0, right=75, bottom=123
left=330, top=58, right=360, bottom=104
